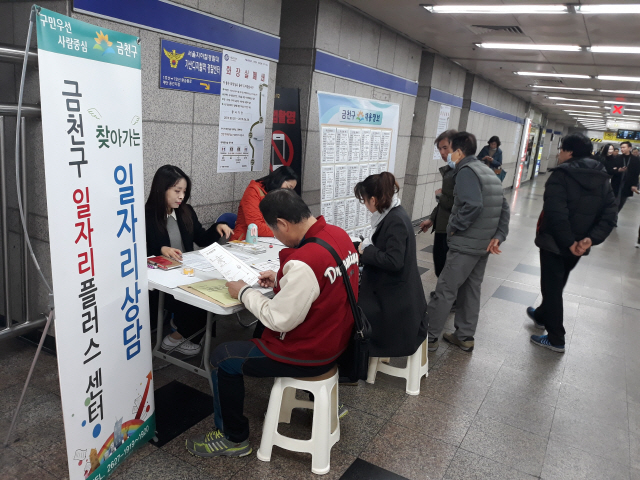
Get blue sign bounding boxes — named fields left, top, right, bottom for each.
left=74, top=0, right=280, bottom=61
left=160, top=39, right=221, bottom=95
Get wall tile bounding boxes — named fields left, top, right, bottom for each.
left=376, top=28, right=396, bottom=74
left=392, top=36, right=410, bottom=79
left=316, top=0, right=342, bottom=54
left=189, top=125, right=233, bottom=206
left=142, top=122, right=193, bottom=195
left=193, top=93, right=220, bottom=126
left=243, top=0, right=282, bottom=36
left=359, top=18, right=381, bottom=68
left=338, top=6, right=363, bottom=62
left=197, top=0, right=244, bottom=24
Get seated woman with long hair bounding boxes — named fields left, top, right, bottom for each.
left=355, top=172, right=428, bottom=357
left=230, top=167, right=299, bottom=241
left=145, top=165, right=233, bottom=355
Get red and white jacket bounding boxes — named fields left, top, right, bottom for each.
left=238, top=217, right=358, bottom=366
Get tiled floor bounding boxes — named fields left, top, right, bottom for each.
left=2, top=175, right=640, bottom=480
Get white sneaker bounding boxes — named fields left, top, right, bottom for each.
left=162, top=334, right=202, bottom=356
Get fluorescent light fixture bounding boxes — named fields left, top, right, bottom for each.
left=516, top=71, right=590, bottom=79
left=599, top=89, right=640, bottom=95
left=529, top=85, right=594, bottom=91
left=578, top=5, right=640, bottom=14
left=548, top=97, right=599, bottom=102
left=624, top=108, right=640, bottom=112
left=597, top=75, right=640, bottom=82
left=590, top=46, right=640, bottom=54
left=563, top=110, right=604, bottom=114
left=603, top=100, right=640, bottom=106
left=476, top=43, right=581, bottom=51
left=555, top=104, right=601, bottom=108
left=422, top=4, right=568, bottom=14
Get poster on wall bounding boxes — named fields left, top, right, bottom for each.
left=432, top=104, right=451, bottom=160
left=271, top=87, right=302, bottom=194
left=37, top=8, right=154, bottom=480
left=317, top=92, right=400, bottom=238
left=217, top=49, right=270, bottom=172
left=159, top=39, right=221, bottom=95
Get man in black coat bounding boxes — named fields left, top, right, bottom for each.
left=527, top=133, right=617, bottom=353
left=611, top=141, right=640, bottom=212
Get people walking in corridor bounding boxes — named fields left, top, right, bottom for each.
left=427, top=132, right=510, bottom=353
left=528, top=133, right=617, bottom=352
left=611, top=141, right=640, bottom=212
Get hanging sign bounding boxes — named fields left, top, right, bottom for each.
left=159, top=39, right=221, bottom=95
left=610, top=104, right=625, bottom=116
left=217, top=50, right=270, bottom=172
left=36, top=7, right=155, bottom=480
left=317, top=91, right=400, bottom=238
left=271, top=87, right=302, bottom=194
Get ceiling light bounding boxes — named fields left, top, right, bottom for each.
left=563, top=110, right=604, bottom=114
left=476, top=43, right=581, bottom=51
left=529, top=85, right=594, bottom=91
left=590, top=46, right=640, bottom=54
left=624, top=108, right=640, bottom=112
left=517, top=72, right=590, bottom=78
left=603, top=100, right=640, bottom=106
left=548, top=97, right=599, bottom=102
left=599, top=89, right=640, bottom=95
left=422, top=4, right=568, bottom=14
left=555, top=104, right=601, bottom=108
left=597, top=75, right=640, bottom=82
left=577, top=5, right=640, bottom=14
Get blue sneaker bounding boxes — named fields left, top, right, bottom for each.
left=530, top=335, right=564, bottom=353
left=526, top=307, right=545, bottom=330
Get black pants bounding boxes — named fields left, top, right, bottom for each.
left=535, top=249, right=580, bottom=346
left=210, top=341, right=334, bottom=443
left=618, top=195, right=629, bottom=212
left=148, top=290, right=209, bottom=338
left=433, top=232, right=449, bottom=277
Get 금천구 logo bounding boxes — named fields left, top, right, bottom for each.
left=93, top=31, right=115, bottom=56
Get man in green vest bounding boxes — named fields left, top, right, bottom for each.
left=427, top=132, right=510, bottom=352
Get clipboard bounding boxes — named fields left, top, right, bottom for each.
left=178, top=280, right=242, bottom=307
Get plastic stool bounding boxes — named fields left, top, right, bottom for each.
left=366, top=340, right=429, bottom=395
left=257, top=365, right=340, bottom=475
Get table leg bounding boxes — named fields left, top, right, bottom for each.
left=204, top=312, right=214, bottom=395
left=153, top=291, right=165, bottom=354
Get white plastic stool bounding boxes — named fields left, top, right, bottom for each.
left=257, top=365, right=340, bottom=475
left=366, top=340, right=429, bottom=395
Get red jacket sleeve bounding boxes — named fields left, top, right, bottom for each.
left=240, top=184, right=273, bottom=237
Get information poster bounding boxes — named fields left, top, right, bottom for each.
left=432, top=104, right=451, bottom=160
left=159, top=39, right=221, bottom=95
left=218, top=50, right=270, bottom=172
left=317, top=92, right=400, bottom=238
left=37, top=9, right=154, bottom=480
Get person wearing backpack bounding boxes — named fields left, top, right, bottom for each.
left=527, top=133, right=618, bottom=352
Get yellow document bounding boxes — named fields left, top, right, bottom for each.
left=188, top=279, right=241, bottom=307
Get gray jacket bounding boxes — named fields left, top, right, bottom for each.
left=447, top=156, right=510, bottom=255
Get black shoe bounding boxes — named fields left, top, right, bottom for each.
left=526, top=307, right=545, bottom=330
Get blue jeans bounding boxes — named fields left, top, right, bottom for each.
left=210, top=340, right=334, bottom=443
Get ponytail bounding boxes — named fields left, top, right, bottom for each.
left=354, top=171, right=399, bottom=213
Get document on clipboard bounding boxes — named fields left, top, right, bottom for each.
left=199, top=243, right=259, bottom=285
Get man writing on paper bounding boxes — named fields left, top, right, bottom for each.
left=186, top=188, right=358, bottom=458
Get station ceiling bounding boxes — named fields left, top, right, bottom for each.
left=341, top=0, right=640, bottom=128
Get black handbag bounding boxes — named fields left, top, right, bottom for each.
left=303, top=237, right=371, bottom=382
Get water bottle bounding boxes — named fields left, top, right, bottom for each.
left=246, top=223, right=258, bottom=244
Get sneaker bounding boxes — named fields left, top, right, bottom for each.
left=338, top=404, right=348, bottom=419
left=526, top=307, right=545, bottom=330
left=162, top=334, right=202, bottom=356
left=530, top=335, right=565, bottom=353
left=428, top=338, right=439, bottom=352
left=186, top=429, right=252, bottom=457
left=443, top=332, right=474, bottom=352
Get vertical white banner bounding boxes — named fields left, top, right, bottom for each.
left=218, top=50, right=270, bottom=172
left=36, top=8, right=154, bottom=480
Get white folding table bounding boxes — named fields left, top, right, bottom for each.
left=147, top=243, right=284, bottom=393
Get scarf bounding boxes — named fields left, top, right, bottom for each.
left=361, top=194, right=400, bottom=249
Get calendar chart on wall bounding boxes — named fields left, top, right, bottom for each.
left=317, top=92, right=400, bottom=239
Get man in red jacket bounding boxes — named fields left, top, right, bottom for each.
left=186, top=189, right=358, bottom=458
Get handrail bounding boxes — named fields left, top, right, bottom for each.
left=0, top=104, right=41, bottom=117
left=0, top=44, right=37, bottom=65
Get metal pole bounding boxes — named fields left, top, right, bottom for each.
left=0, top=116, right=10, bottom=330
left=4, top=309, right=54, bottom=447
left=20, top=117, right=29, bottom=324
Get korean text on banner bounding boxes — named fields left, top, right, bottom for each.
left=36, top=8, right=155, bottom=480
left=218, top=50, right=270, bottom=172
left=317, top=92, right=400, bottom=238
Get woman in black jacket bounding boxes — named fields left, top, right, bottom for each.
left=146, top=165, right=233, bottom=355
left=355, top=172, right=428, bottom=357
left=597, top=143, right=616, bottom=176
